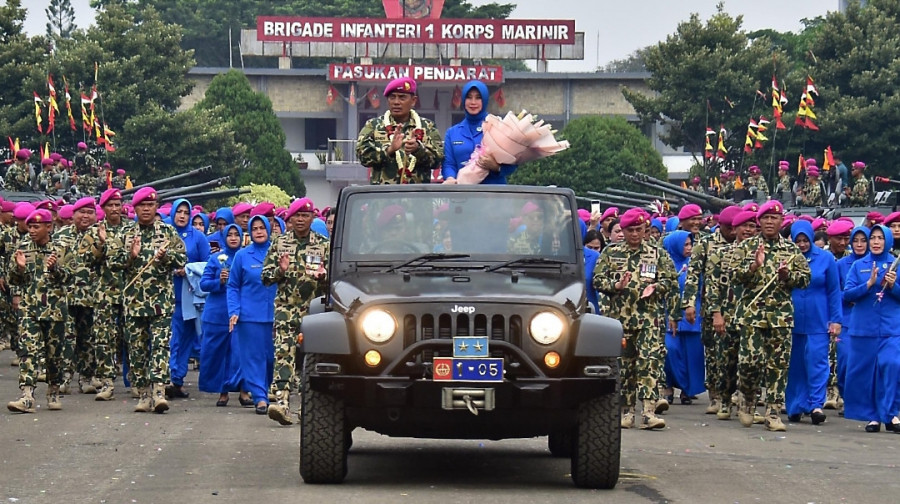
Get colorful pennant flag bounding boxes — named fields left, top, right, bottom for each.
left=704, top=135, right=713, bottom=159
left=348, top=83, right=357, bottom=106
left=81, top=93, right=92, bottom=130
left=326, top=85, right=337, bottom=106
left=33, top=92, right=43, bottom=133
left=823, top=146, right=834, bottom=171
left=716, top=125, right=727, bottom=159
left=63, top=76, right=76, bottom=131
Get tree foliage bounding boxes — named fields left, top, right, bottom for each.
left=509, top=116, right=668, bottom=197
left=197, top=69, right=305, bottom=197
left=46, top=0, right=76, bottom=41
left=599, top=49, right=648, bottom=73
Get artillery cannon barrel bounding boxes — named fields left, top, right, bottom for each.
left=590, top=190, right=657, bottom=203
left=631, top=173, right=732, bottom=210
left=622, top=175, right=713, bottom=208
left=157, top=177, right=230, bottom=198
left=159, top=187, right=250, bottom=204
left=604, top=188, right=686, bottom=204
left=874, top=176, right=900, bottom=186
left=585, top=191, right=654, bottom=208
left=122, top=165, right=213, bottom=195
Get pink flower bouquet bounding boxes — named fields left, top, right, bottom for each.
left=454, top=110, right=570, bottom=185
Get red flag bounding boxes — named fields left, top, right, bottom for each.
left=63, top=76, right=76, bottom=131
left=33, top=92, right=43, bottom=133
left=451, top=85, right=462, bottom=109
left=348, top=84, right=357, bottom=106
left=825, top=146, right=835, bottom=166
left=366, top=87, right=380, bottom=109
left=326, top=85, right=336, bottom=106
left=493, top=87, right=506, bottom=108
left=81, top=93, right=92, bottom=130
left=106, top=170, right=113, bottom=189
left=103, top=123, right=116, bottom=152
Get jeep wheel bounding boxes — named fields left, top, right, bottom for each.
left=547, top=430, right=573, bottom=458
left=570, top=357, right=621, bottom=489
left=299, top=354, right=347, bottom=484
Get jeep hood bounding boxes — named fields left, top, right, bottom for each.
left=332, top=273, right=585, bottom=308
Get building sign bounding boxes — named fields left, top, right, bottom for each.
left=257, top=17, right=575, bottom=45
left=328, top=64, right=503, bottom=83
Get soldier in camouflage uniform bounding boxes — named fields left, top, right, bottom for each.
left=261, top=197, right=329, bottom=425
left=55, top=197, right=103, bottom=395
left=798, top=166, right=823, bottom=207
left=775, top=162, right=792, bottom=197
left=0, top=200, right=20, bottom=354
left=81, top=189, right=131, bottom=400
left=730, top=201, right=811, bottom=431
left=112, top=187, right=187, bottom=413
left=5, top=149, right=34, bottom=192
left=720, top=171, right=735, bottom=200
left=683, top=205, right=741, bottom=415
left=36, top=158, right=60, bottom=193
left=72, top=142, right=97, bottom=176
left=112, top=169, right=127, bottom=190
left=746, top=165, right=769, bottom=199
left=594, top=208, right=677, bottom=430
left=6, top=209, right=72, bottom=413
left=356, top=77, right=443, bottom=184
left=847, top=161, right=870, bottom=207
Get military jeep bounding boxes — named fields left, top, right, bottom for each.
left=299, top=184, right=623, bottom=488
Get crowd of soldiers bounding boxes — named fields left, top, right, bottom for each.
left=584, top=200, right=900, bottom=432
left=5, top=142, right=129, bottom=197
left=687, top=157, right=872, bottom=208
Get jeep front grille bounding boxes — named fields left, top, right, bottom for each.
left=401, top=312, right=523, bottom=357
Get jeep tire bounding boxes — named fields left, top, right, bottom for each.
left=299, top=354, right=348, bottom=484
left=570, top=357, right=621, bottom=489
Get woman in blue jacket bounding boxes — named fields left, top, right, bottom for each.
left=227, top=216, right=278, bottom=414
left=199, top=224, right=251, bottom=407
left=441, top=80, right=517, bottom=184
left=785, top=221, right=842, bottom=425
left=835, top=226, right=869, bottom=400
left=843, top=225, right=900, bottom=432
left=662, top=230, right=705, bottom=404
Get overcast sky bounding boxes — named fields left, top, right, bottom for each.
left=25, top=0, right=838, bottom=72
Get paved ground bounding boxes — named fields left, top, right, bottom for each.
left=1, top=348, right=899, bottom=504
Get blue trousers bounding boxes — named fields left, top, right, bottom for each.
left=664, top=331, right=706, bottom=397
left=836, top=336, right=848, bottom=396
left=785, top=333, right=830, bottom=415
left=844, top=336, right=900, bottom=423
left=199, top=322, right=235, bottom=394
left=169, top=304, right=200, bottom=387
left=235, top=321, right=274, bottom=406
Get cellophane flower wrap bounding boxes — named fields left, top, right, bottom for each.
left=455, top=110, right=570, bottom=185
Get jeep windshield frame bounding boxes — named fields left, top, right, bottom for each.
left=334, top=185, right=582, bottom=267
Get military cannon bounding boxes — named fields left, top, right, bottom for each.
left=158, top=187, right=250, bottom=205
left=157, top=176, right=231, bottom=199
left=623, top=173, right=732, bottom=212
left=122, top=165, right=213, bottom=196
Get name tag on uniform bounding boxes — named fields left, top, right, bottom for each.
left=277, top=242, right=297, bottom=257
left=22, top=250, right=36, bottom=265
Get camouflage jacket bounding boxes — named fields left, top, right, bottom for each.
left=715, top=240, right=745, bottom=330
left=0, top=227, right=29, bottom=296
left=80, top=221, right=132, bottom=306
left=801, top=181, right=823, bottom=206
left=850, top=174, right=869, bottom=206
left=731, top=234, right=811, bottom=328
left=777, top=174, right=791, bottom=193
left=5, top=163, right=31, bottom=192
left=721, top=181, right=734, bottom=198
left=36, top=168, right=60, bottom=193
left=112, top=220, right=187, bottom=317
left=356, top=111, right=443, bottom=184
left=593, top=240, right=677, bottom=332
left=261, top=231, right=330, bottom=319
left=683, top=230, right=732, bottom=316
left=747, top=175, right=769, bottom=196
left=54, top=225, right=98, bottom=307
left=8, top=236, right=72, bottom=321
left=112, top=175, right=126, bottom=189
left=507, top=230, right=541, bottom=255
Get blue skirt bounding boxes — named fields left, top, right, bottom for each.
left=843, top=336, right=900, bottom=423
left=198, top=321, right=235, bottom=393
left=235, top=321, right=274, bottom=405
left=664, top=331, right=705, bottom=396
left=785, top=332, right=830, bottom=415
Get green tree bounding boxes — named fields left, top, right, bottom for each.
left=0, top=0, right=49, bottom=152
left=622, top=5, right=793, bottom=175
left=46, top=0, right=76, bottom=41
left=509, top=116, right=668, bottom=196
left=197, top=69, right=305, bottom=197
left=600, top=48, right=648, bottom=73
left=802, top=0, right=900, bottom=177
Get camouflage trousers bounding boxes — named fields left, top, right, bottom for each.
left=701, top=321, right=721, bottom=396
left=270, top=318, right=300, bottom=393
left=0, top=292, right=17, bottom=350
left=827, top=337, right=838, bottom=388
left=619, top=327, right=665, bottom=407
left=125, top=315, right=171, bottom=389
left=738, top=326, right=792, bottom=405
left=93, top=301, right=124, bottom=380
left=67, top=305, right=96, bottom=379
left=17, top=317, right=66, bottom=388
left=715, top=329, right=740, bottom=404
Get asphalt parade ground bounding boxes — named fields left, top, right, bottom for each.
left=1, top=348, right=898, bottom=504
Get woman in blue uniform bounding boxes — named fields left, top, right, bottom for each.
left=835, top=226, right=869, bottom=400
left=227, top=216, right=277, bottom=414
left=442, top=80, right=517, bottom=184
left=199, top=224, right=251, bottom=406
left=785, top=221, right=842, bottom=424
left=662, top=230, right=705, bottom=404
left=843, top=225, right=900, bottom=432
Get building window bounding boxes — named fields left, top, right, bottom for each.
left=305, top=118, right=337, bottom=151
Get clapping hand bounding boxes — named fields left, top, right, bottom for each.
left=753, top=243, right=766, bottom=269
left=14, top=250, right=25, bottom=271
left=130, top=235, right=141, bottom=259
left=279, top=253, right=290, bottom=273
left=867, top=265, right=880, bottom=289
left=776, top=261, right=790, bottom=282
left=615, top=271, right=632, bottom=291
left=45, top=252, right=58, bottom=270
left=98, top=222, right=107, bottom=245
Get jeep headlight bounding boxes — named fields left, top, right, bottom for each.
left=360, top=309, right=396, bottom=343
left=530, top=311, right=564, bottom=345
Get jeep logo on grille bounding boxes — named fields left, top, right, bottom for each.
left=450, top=305, right=475, bottom=314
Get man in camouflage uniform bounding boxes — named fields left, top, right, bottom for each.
left=0, top=200, right=19, bottom=353
left=55, top=197, right=103, bottom=395
left=1, top=204, right=34, bottom=365
left=798, top=165, right=823, bottom=207
left=5, top=149, right=34, bottom=192
left=356, top=77, right=443, bottom=184
left=6, top=209, right=72, bottom=413
left=261, top=197, right=329, bottom=425
left=720, top=171, right=735, bottom=200
left=730, top=201, right=811, bottom=431
left=72, top=142, right=97, bottom=176
left=80, top=189, right=131, bottom=400
left=594, top=208, right=677, bottom=430
left=507, top=201, right=547, bottom=255
left=746, top=165, right=769, bottom=199
left=36, top=158, right=60, bottom=194
left=112, top=187, right=187, bottom=413
left=847, top=161, right=870, bottom=207
left=683, top=205, right=740, bottom=415
left=775, top=162, right=792, bottom=198
left=112, top=169, right=127, bottom=190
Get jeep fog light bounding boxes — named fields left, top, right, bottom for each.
left=364, top=350, right=382, bottom=367
left=361, top=309, right=396, bottom=343
left=544, top=351, right=561, bottom=369
left=530, top=312, right=564, bottom=345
